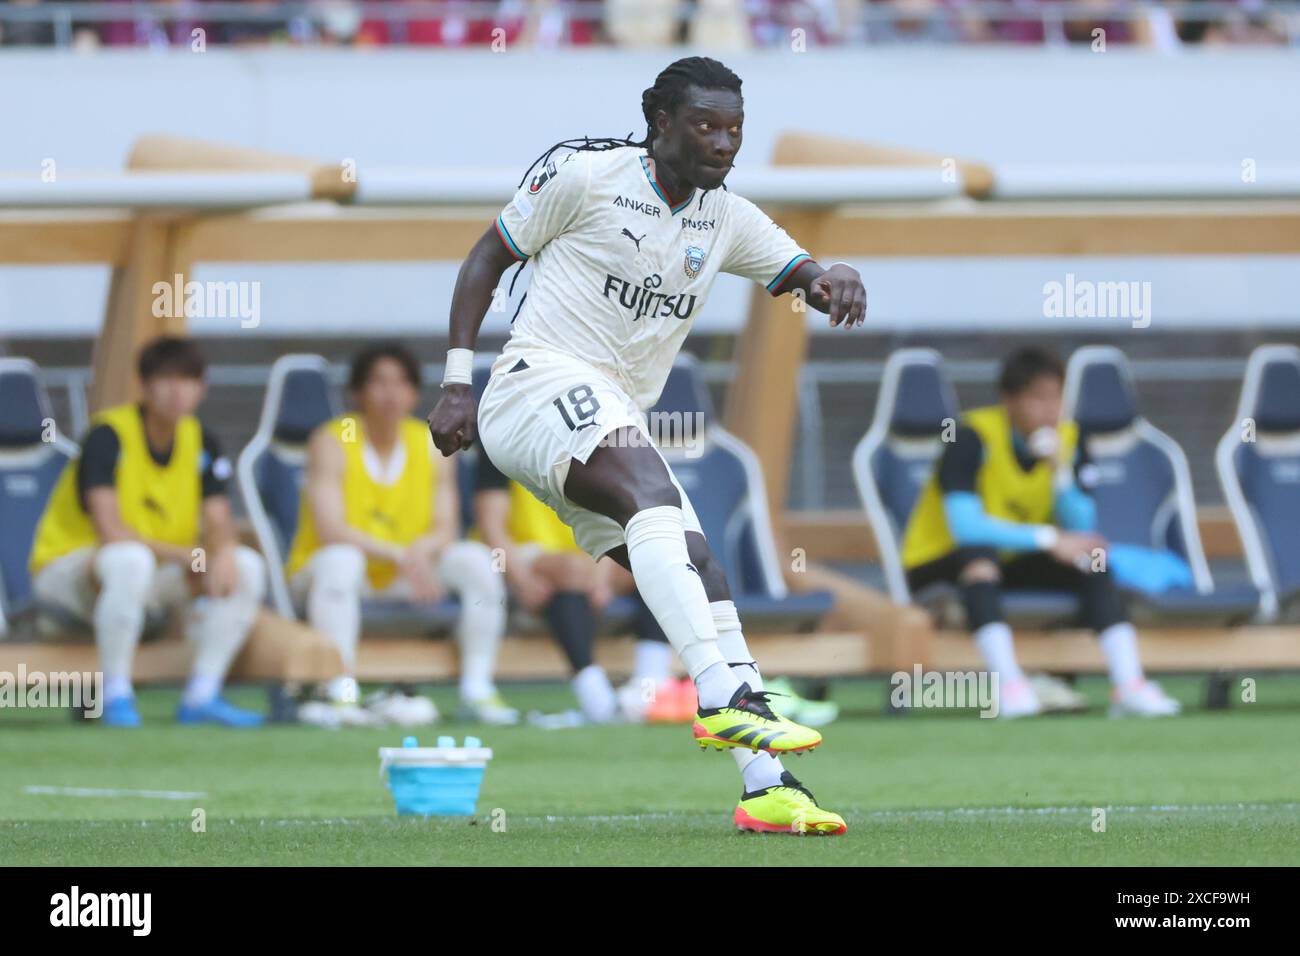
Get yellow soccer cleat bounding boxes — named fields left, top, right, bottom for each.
left=734, top=771, right=847, bottom=836
left=693, top=683, right=823, bottom=754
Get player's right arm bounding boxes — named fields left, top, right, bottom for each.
left=429, top=150, right=591, bottom=457
left=303, top=426, right=403, bottom=564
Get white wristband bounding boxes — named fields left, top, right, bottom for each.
left=1033, top=525, right=1060, bottom=550
left=442, top=348, right=473, bottom=387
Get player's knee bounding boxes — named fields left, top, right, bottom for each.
left=313, top=543, right=367, bottom=590
left=94, top=541, right=155, bottom=594
left=447, top=540, right=505, bottom=598
left=548, top=552, right=594, bottom=592
left=233, top=546, right=267, bottom=604
left=616, top=480, right=681, bottom=526
left=957, top=558, right=1001, bottom=586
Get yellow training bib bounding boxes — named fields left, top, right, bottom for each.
left=286, top=415, right=436, bottom=591
left=29, top=403, right=203, bottom=574
left=899, top=405, right=1077, bottom=570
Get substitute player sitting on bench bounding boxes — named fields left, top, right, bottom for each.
left=899, top=346, right=1181, bottom=719
left=473, top=445, right=686, bottom=725
left=287, top=344, right=516, bottom=727
left=29, top=336, right=267, bottom=728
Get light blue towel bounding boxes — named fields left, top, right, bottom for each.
left=1106, top=544, right=1195, bottom=594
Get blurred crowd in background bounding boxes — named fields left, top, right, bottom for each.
left=1, top=0, right=1296, bottom=50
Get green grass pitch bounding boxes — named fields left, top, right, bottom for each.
left=3, top=676, right=1298, bottom=866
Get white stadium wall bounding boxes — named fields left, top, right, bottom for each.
left=2, top=47, right=1299, bottom=337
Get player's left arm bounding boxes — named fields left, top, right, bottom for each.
left=784, top=260, right=867, bottom=330
left=197, top=429, right=240, bottom=598
left=720, top=195, right=865, bottom=329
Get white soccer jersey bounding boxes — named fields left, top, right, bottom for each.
left=493, top=144, right=812, bottom=410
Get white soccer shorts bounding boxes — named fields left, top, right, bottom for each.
left=476, top=347, right=704, bottom=559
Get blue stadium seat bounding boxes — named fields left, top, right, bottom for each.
left=852, top=349, right=1080, bottom=626
left=237, top=354, right=459, bottom=631
left=652, top=356, right=833, bottom=632
left=0, top=358, right=79, bottom=637
left=1065, top=346, right=1260, bottom=624
left=1216, top=344, right=1300, bottom=621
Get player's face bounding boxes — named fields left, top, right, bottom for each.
left=1004, top=374, right=1064, bottom=437
left=668, top=86, right=743, bottom=190
left=140, top=373, right=205, bottom=424
left=356, top=357, right=418, bottom=424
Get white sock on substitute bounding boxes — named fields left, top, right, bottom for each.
left=632, top=639, right=673, bottom=684
left=973, top=621, right=1026, bottom=684
left=92, top=541, right=154, bottom=697
left=186, top=547, right=265, bottom=699
left=103, top=674, right=134, bottom=702
left=623, top=506, right=733, bottom=704
left=712, top=599, right=788, bottom=786
left=440, top=541, right=507, bottom=702
left=182, top=672, right=222, bottom=708
left=303, top=544, right=365, bottom=671
left=1098, top=621, right=1144, bottom=688
left=572, top=664, right=617, bottom=723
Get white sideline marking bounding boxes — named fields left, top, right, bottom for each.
left=23, top=785, right=207, bottom=801
left=528, top=802, right=1300, bottom=824
left=862, top=801, right=1300, bottom=820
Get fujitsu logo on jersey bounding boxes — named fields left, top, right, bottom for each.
left=602, top=274, right=698, bottom=321
left=613, top=195, right=662, bottom=217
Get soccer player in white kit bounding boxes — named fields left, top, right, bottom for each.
left=429, top=57, right=866, bottom=835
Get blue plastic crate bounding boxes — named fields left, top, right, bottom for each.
left=379, top=736, right=493, bottom=817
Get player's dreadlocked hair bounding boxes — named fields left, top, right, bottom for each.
left=514, top=56, right=743, bottom=191
left=503, top=58, right=743, bottom=317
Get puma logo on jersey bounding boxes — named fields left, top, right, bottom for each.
left=612, top=195, right=662, bottom=218
left=686, top=562, right=700, bottom=576
left=621, top=228, right=645, bottom=251
left=575, top=420, right=600, bottom=432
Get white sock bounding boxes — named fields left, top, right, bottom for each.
left=103, top=674, right=134, bottom=702
left=439, top=541, right=507, bottom=702
left=695, top=661, right=741, bottom=710
left=1098, top=621, right=1144, bottom=688
left=623, top=506, right=730, bottom=697
left=182, top=672, right=222, bottom=708
left=187, top=547, right=265, bottom=684
left=572, top=664, right=617, bottom=723
left=92, top=541, right=154, bottom=686
left=711, top=599, right=789, bottom=783
left=973, top=621, right=1026, bottom=684
left=736, top=749, right=785, bottom=792
left=304, top=544, right=365, bottom=670
left=632, top=639, right=673, bottom=685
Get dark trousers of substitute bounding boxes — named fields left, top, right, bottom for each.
left=905, top=546, right=1127, bottom=632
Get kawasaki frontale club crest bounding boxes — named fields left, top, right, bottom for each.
left=683, top=245, right=706, bottom=279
